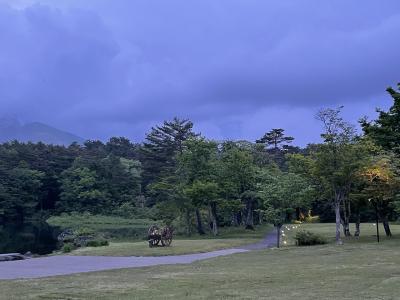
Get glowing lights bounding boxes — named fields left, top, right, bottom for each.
left=279, top=223, right=301, bottom=247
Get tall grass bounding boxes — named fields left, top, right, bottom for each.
left=47, top=212, right=155, bottom=241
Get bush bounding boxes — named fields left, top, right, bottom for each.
left=111, top=202, right=158, bottom=220
left=86, top=240, right=109, bottom=247
left=294, top=230, right=326, bottom=246
left=74, top=227, right=95, bottom=237
left=305, top=215, right=320, bottom=223
left=62, top=243, right=74, bottom=253
left=171, top=215, right=194, bottom=235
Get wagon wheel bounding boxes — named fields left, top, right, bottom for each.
left=161, top=237, right=172, bottom=247
left=148, top=225, right=161, bottom=248
left=148, top=225, right=159, bottom=237
left=161, top=226, right=173, bottom=247
left=149, top=238, right=161, bottom=247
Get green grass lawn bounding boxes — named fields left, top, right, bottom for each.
left=66, top=224, right=273, bottom=256
left=68, top=238, right=257, bottom=256
left=281, top=222, right=397, bottom=245
left=47, top=213, right=272, bottom=243
left=1, top=223, right=400, bottom=299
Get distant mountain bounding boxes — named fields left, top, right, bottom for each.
left=0, top=117, right=85, bottom=145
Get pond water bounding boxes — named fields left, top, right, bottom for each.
left=0, top=222, right=60, bottom=255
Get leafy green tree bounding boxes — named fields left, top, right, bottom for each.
left=59, top=154, right=142, bottom=214
left=260, top=170, right=314, bottom=247
left=178, top=137, right=218, bottom=234
left=358, top=154, right=400, bottom=236
left=315, top=107, right=369, bottom=243
left=361, top=83, right=400, bottom=153
left=106, top=137, right=139, bottom=159
left=150, top=174, right=194, bottom=234
left=59, top=167, right=107, bottom=213
left=120, top=157, right=142, bottom=194
left=0, top=141, right=79, bottom=212
left=286, top=152, right=319, bottom=220
left=286, top=153, right=315, bottom=177
left=256, top=129, right=294, bottom=150
left=184, top=180, right=220, bottom=235
left=82, top=140, right=106, bottom=159
left=141, top=117, right=197, bottom=204
left=218, top=145, right=257, bottom=229
left=0, top=163, right=44, bottom=224
left=98, top=155, right=142, bottom=206
left=255, top=129, right=297, bottom=169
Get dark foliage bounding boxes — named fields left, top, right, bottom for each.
left=294, top=230, right=327, bottom=246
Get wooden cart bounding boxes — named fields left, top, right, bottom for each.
left=147, top=225, right=173, bottom=247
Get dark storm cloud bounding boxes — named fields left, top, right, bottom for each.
left=0, top=4, right=119, bottom=115
left=1, top=0, right=400, bottom=144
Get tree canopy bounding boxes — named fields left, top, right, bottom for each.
left=1, top=88, right=400, bottom=245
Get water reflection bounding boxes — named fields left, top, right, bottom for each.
left=0, top=222, right=60, bottom=255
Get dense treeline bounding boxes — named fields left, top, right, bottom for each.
left=1, top=84, right=400, bottom=243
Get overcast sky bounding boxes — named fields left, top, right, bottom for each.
left=1, top=0, right=399, bottom=145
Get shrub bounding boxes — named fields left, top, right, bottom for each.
left=171, top=215, right=193, bottom=235
left=305, top=215, right=320, bottom=223
left=86, top=240, right=109, bottom=247
left=74, top=227, right=95, bottom=237
left=294, top=230, right=326, bottom=246
left=62, top=243, right=73, bottom=253
left=111, top=202, right=158, bottom=220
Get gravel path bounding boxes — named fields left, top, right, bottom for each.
left=0, top=229, right=277, bottom=280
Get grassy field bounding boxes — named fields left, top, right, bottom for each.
left=47, top=213, right=154, bottom=241
left=69, top=238, right=258, bottom=256
left=67, top=224, right=273, bottom=256
left=281, top=222, right=396, bottom=245
left=47, top=213, right=272, bottom=242
left=1, top=223, right=400, bottom=299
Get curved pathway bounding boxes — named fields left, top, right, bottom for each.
left=0, top=229, right=277, bottom=280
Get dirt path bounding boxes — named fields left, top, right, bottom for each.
left=0, top=229, right=277, bottom=280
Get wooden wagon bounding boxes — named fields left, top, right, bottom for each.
left=147, top=225, right=173, bottom=247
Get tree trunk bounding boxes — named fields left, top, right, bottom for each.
left=345, top=198, right=352, bottom=236
left=231, top=212, right=239, bottom=226
left=341, top=199, right=351, bottom=237
left=340, top=217, right=346, bottom=236
left=236, top=211, right=242, bottom=225
left=185, top=210, right=192, bottom=236
left=354, top=213, right=360, bottom=237
left=334, top=197, right=343, bottom=245
left=195, top=209, right=205, bottom=235
left=375, top=203, right=380, bottom=243
left=343, top=220, right=351, bottom=237
left=258, top=211, right=263, bottom=225
left=245, top=200, right=254, bottom=230
left=209, top=203, right=218, bottom=236
left=276, top=224, right=282, bottom=248
left=382, top=216, right=392, bottom=237
left=295, top=207, right=301, bottom=221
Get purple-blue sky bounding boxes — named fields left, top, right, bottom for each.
left=1, top=0, right=399, bottom=145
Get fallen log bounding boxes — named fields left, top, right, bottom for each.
left=0, top=253, right=27, bottom=262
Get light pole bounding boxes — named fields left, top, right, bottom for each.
left=369, top=198, right=380, bottom=243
